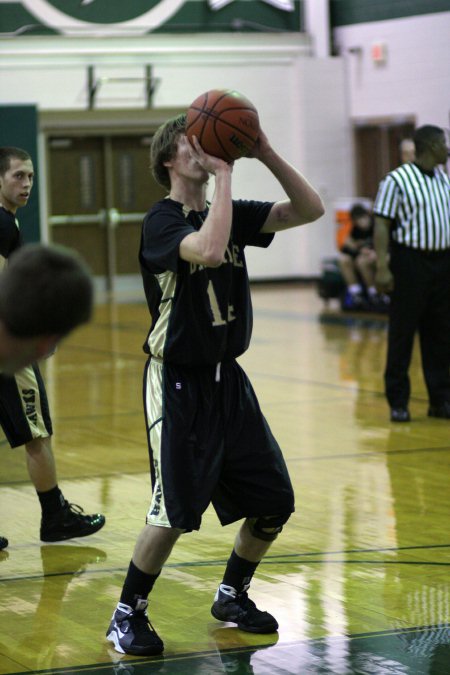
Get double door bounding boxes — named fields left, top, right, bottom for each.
left=47, top=134, right=166, bottom=291
left=354, top=121, right=415, bottom=200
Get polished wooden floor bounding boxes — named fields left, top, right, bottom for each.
left=0, top=284, right=449, bottom=675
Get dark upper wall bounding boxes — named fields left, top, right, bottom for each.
left=0, top=106, right=40, bottom=243
left=330, top=0, right=450, bottom=27
left=0, top=1, right=303, bottom=36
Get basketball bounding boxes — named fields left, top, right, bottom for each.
left=186, top=89, right=260, bottom=162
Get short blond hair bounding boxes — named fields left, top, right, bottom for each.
left=150, top=114, right=186, bottom=191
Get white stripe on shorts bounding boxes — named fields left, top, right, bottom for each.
left=145, top=358, right=171, bottom=528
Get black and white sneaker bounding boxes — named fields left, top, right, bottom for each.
left=341, top=290, right=368, bottom=312
left=106, top=601, right=164, bottom=656
left=211, top=584, right=278, bottom=634
left=40, top=500, right=105, bottom=542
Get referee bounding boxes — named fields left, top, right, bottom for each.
left=373, top=125, right=450, bottom=422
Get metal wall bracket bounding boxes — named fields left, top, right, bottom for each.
left=87, top=65, right=159, bottom=109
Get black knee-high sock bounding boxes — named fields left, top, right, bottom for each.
left=37, top=485, right=64, bottom=517
left=120, top=560, right=160, bottom=608
left=221, top=550, right=259, bottom=594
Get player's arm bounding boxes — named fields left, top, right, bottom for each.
left=179, top=136, right=234, bottom=267
left=342, top=235, right=358, bottom=252
left=248, top=129, right=324, bottom=233
left=0, top=226, right=12, bottom=269
left=374, top=215, right=394, bottom=292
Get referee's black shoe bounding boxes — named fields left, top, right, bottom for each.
left=0, top=536, right=8, bottom=550
left=211, top=584, right=279, bottom=633
left=428, top=401, right=450, bottom=419
left=40, top=500, right=105, bottom=542
left=390, top=407, right=411, bottom=422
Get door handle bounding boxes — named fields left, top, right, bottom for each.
left=107, top=208, right=121, bottom=229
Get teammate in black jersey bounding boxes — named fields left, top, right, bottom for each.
left=0, top=146, right=105, bottom=551
left=106, top=115, right=324, bottom=656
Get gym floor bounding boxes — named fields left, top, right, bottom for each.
left=1, top=283, right=449, bottom=675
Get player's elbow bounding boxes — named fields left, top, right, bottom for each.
left=195, top=239, right=225, bottom=267
left=289, top=196, right=325, bottom=226
left=307, top=198, right=325, bottom=222
left=180, top=234, right=224, bottom=267
left=202, top=250, right=224, bottom=267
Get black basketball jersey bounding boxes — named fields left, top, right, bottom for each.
left=0, top=206, right=22, bottom=260
left=350, top=221, right=374, bottom=242
left=139, top=197, right=274, bottom=365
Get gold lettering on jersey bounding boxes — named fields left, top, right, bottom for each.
left=223, top=244, right=244, bottom=267
left=189, top=243, right=243, bottom=275
left=206, top=280, right=236, bottom=326
left=207, top=281, right=226, bottom=326
left=22, top=388, right=38, bottom=425
left=190, top=262, right=205, bottom=274
left=187, top=244, right=241, bottom=326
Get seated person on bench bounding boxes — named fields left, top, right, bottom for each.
left=338, top=203, right=388, bottom=311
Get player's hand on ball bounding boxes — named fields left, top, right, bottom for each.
left=190, top=135, right=233, bottom=175
left=246, top=128, right=269, bottom=160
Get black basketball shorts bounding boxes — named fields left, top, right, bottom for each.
left=144, top=357, right=295, bottom=531
left=0, top=364, right=53, bottom=448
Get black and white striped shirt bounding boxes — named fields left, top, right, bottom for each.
left=373, top=163, right=450, bottom=250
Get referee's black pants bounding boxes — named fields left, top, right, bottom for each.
left=385, top=244, right=450, bottom=409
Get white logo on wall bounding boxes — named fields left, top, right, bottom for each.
left=20, top=0, right=187, bottom=36
left=77, top=0, right=294, bottom=6
left=208, top=0, right=294, bottom=10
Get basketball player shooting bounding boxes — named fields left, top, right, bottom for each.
left=106, top=101, right=325, bottom=656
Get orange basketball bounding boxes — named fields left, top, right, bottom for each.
left=186, top=89, right=260, bottom=162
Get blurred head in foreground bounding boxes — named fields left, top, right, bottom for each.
left=0, top=243, right=93, bottom=374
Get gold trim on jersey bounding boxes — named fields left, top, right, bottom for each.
left=181, top=203, right=192, bottom=219
left=147, top=271, right=177, bottom=359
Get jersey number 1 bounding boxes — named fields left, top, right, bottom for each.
left=207, top=280, right=236, bottom=326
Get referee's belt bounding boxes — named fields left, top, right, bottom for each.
left=393, top=243, right=450, bottom=257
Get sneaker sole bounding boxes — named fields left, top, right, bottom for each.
left=40, top=517, right=106, bottom=542
left=211, top=606, right=278, bottom=634
left=106, top=630, right=126, bottom=655
left=106, top=630, right=164, bottom=656
left=236, top=621, right=279, bottom=634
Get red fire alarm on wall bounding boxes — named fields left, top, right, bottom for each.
left=371, top=41, right=387, bottom=65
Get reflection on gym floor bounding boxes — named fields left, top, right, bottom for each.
left=1, top=284, right=449, bottom=674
